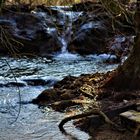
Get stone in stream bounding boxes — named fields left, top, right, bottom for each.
left=0, top=78, right=57, bottom=87
left=67, top=8, right=113, bottom=56
left=23, top=78, right=57, bottom=86
left=23, top=78, right=47, bottom=86
left=5, top=81, right=26, bottom=87
left=68, top=21, right=109, bottom=55
left=32, top=88, right=60, bottom=105
left=45, top=79, right=58, bottom=87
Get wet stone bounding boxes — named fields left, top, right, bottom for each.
left=23, top=78, right=47, bottom=86
left=0, top=82, right=6, bottom=87
left=45, top=79, right=58, bottom=87
left=5, top=81, right=26, bottom=87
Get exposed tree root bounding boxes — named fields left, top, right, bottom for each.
left=33, top=69, right=140, bottom=136
left=59, top=108, right=120, bottom=133
left=59, top=109, right=99, bottom=133
left=49, top=99, right=92, bottom=110
left=50, top=99, right=92, bottom=106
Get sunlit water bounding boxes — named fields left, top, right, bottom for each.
left=0, top=55, right=118, bottom=140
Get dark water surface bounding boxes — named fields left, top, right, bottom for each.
left=0, top=56, right=117, bottom=140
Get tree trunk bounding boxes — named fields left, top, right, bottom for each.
left=104, top=1, right=140, bottom=90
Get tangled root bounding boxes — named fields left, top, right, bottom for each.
left=58, top=108, right=120, bottom=133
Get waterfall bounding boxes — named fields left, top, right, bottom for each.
left=55, top=10, right=82, bottom=60
left=59, top=11, right=73, bottom=54
left=60, top=25, right=72, bottom=54
left=54, top=11, right=77, bottom=60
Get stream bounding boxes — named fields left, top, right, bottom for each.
left=0, top=6, right=119, bottom=140
left=0, top=56, right=118, bottom=140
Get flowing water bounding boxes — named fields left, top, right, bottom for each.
left=0, top=7, right=119, bottom=140
left=0, top=55, right=118, bottom=140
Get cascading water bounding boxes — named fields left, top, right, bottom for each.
left=54, top=10, right=83, bottom=60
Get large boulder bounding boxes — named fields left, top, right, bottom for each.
left=68, top=6, right=135, bottom=56
left=0, top=11, right=62, bottom=57
left=68, top=20, right=110, bottom=55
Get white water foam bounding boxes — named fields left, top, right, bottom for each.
left=54, top=52, right=81, bottom=61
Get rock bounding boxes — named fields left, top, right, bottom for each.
left=23, top=78, right=57, bottom=86
left=0, top=4, right=135, bottom=57
left=36, top=5, right=60, bottom=15
left=33, top=5, right=70, bottom=28
left=60, top=89, right=77, bottom=100
left=23, top=78, right=47, bottom=86
left=32, top=75, right=83, bottom=106
left=0, top=82, right=6, bottom=87
left=32, top=89, right=60, bottom=105
left=31, top=74, right=93, bottom=107
left=5, top=81, right=26, bottom=87
left=0, top=11, right=62, bottom=56
left=68, top=21, right=109, bottom=55
left=54, top=75, right=77, bottom=89
left=39, top=31, right=62, bottom=57
left=68, top=0, right=135, bottom=56
left=45, top=79, right=58, bottom=87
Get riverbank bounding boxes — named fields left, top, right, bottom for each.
left=0, top=1, right=139, bottom=140
left=32, top=70, right=140, bottom=139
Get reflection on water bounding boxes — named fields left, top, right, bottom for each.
left=0, top=86, right=90, bottom=140
left=0, top=56, right=117, bottom=140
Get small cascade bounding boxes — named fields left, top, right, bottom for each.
left=55, top=25, right=80, bottom=61
left=60, top=24, right=72, bottom=53
left=59, top=11, right=73, bottom=54
left=55, top=10, right=82, bottom=60
left=61, top=37, right=67, bottom=53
